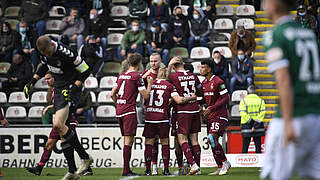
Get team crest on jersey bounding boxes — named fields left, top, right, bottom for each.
left=210, top=83, right=214, bottom=90
left=221, top=84, right=226, bottom=89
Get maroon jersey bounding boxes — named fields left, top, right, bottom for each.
left=145, top=79, right=176, bottom=123
left=169, top=70, right=201, bottom=113
left=141, top=70, right=157, bottom=87
left=202, top=75, right=228, bottom=120
left=115, top=70, right=145, bottom=117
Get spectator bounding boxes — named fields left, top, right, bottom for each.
left=16, top=19, right=39, bottom=69
left=0, top=22, right=21, bottom=63
left=129, top=0, right=148, bottom=29
left=146, top=21, right=169, bottom=66
left=59, top=8, right=85, bottom=50
left=117, top=19, right=145, bottom=60
left=0, top=53, right=33, bottom=95
left=230, top=49, right=254, bottom=95
left=167, top=7, right=189, bottom=48
left=41, top=72, right=54, bottom=124
left=239, top=85, right=265, bottom=153
left=75, top=88, right=94, bottom=124
left=79, top=35, right=104, bottom=78
left=18, top=0, right=48, bottom=36
left=0, top=0, right=8, bottom=18
left=295, top=5, right=318, bottom=33
left=212, top=51, right=229, bottom=83
left=229, top=26, right=256, bottom=59
left=119, top=53, right=144, bottom=74
left=168, top=0, right=190, bottom=13
left=85, top=9, right=108, bottom=50
left=188, top=8, right=211, bottom=52
left=64, top=0, right=87, bottom=17
left=298, top=0, right=320, bottom=18
left=86, top=0, right=110, bottom=19
left=188, top=0, right=217, bottom=20
left=150, top=0, right=170, bottom=32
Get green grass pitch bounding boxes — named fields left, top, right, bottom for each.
left=1, top=168, right=304, bottom=180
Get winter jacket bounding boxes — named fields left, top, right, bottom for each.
left=231, top=56, right=254, bottom=82
left=60, top=16, right=85, bottom=36
left=19, top=0, right=48, bottom=24
left=146, top=29, right=168, bottom=49
left=120, top=29, right=146, bottom=50
left=167, top=15, right=189, bottom=40
left=7, top=59, right=33, bottom=82
left=212, top=55, right=229, bottom=82
left=229, top=30, right=256, bottom=59
left=85, top=18, right=108, bottom=38
left=295, top=14, right=318, bottom=32
left=78, top=88, right=92, bottom=112
left=129, top=0, right=148, bottom=21
left=187, top=0, right=217, bottom=19
left=0, top=30, right=21, bottom=53
left=149, top=4, right=170, bottom=24
left=189, top=8, right=210, bottom=37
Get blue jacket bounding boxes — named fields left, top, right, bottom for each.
left=149, top=4, right=170, bottom=24
left=231, top=56, right=254, bottom=82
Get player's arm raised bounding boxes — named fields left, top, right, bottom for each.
left=140, top=76, right=153, bottom=100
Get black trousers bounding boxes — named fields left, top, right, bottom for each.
left=242, top=136, right=262, bottom=153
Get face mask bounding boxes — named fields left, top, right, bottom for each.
left=214, top=58, right=221, bottom=64
left=177, top=13, right=183, bottom=19
left=151, top=27, right=156, bottom=33
left=89, top=14, right=95, bottom=20
left=132, top=26, right=139, bottom=32
left=193, top=14, right=199, bottom=20
left=238, top=55, right=245, bottom=60
left=2, top=29, right=8, bottom=32
left=20, top=27, right=26, bottom=33
left=298, top=12, right=306, bottom=16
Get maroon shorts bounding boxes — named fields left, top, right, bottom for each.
left=176, top=112, right=201, bottom=135
left=117, top=113, right=137, bottom=136
left=49, top=123, right=77, bottom=139
left=207, top=117, right=228, bottom=137
left=143, top=122, right=170, bottom=139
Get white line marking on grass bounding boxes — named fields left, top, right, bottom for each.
left=119, top=176, right=140, bottom=180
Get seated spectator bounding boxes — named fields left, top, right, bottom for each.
left=86, top=0, right=110, bottom=19
left=146, top=21, right=169, bottom=66
left=85, top=9, right=108, bottom=50
left=0, top=22, right=20, bottom=63
left=229, top=26, right=256, bottom=59
left=41, top=72, right=54, bottom=124
left=295, top=5, right=317, bottom=33
left=298, top=0, right=320, bottom=18
left=129, top=0, right=148, bottom=30
left=18, top=0, right=48, bottom=36
left=167, top=7, right=189, bottom=48
left=75, top=88, right=93, bottom=124
left=212, top=51, right=229, bottom=83
left=117, top=19, right=145, bottom=61
left=119, top=53, right=144, bottom=74
left=0, top=53, right=33, bottom=95
left=230, top=49, right=254, bottom=95
left=150, top=0, right=170, bottom=31
left=79, top=35, right=104, bottom=78
left=59, top=8, right=85, bottom=50
left=17, top=19, right=39, bottom=69
left=188, top=0, right=216, bottom=20
left=168, top=0, right=190, bottom=13
left=188, top=8, right=210, bottom=52
left=64, top=0, right=87, bottom=17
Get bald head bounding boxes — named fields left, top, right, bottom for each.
left=37, top=36, right=55, bottom=57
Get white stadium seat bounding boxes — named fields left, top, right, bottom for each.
left=107, top=33, right=124, bottom=45
left=212, top=47, right=232, bottom=59
left=108, top=19, right=127, bottom=32
left=28, top=106, right=44, bottom=118
left=0, top=92, right=7, bottom=103
left=110, top=6, right=129, bottom=17
left=173, top=5, right=190, bottom=16
left=190, top=47, right=211, bottom=60
left=31, top=91, right=47, bottom=104
left=100, top=76, right=117, bottom=89
left=46, top=20, right=62, bottom=31
left=49, top=6, right=66, bottom=17
left=9, top=92, right=29, bottom=103
left=34, top=77, right=49, bottom=89
left=212, top=33, right=231, bottom=45
left=231, top=104, right=241, bottom=117
left=96, top=105, right=116, bottom=118
left=216, top=5, right=234, bottom=16
left=214, top=18, right=234, bottom=31
left=98, top=91, right=113, bottom=103
left=192, top=61, right=201, bottom=74
left=5, top=106, right=26, bottom=118
left=84, top=77, right=98, bottom=89
left=90, top=91, right=96, bottom=103
left=235, top=18, right=255, bottom=30
left=232, top=90, right=248, bottom=102
left=236, top=5, right=255, bottom=16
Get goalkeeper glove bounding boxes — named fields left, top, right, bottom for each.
left=23, top=78, right=37, bottom=99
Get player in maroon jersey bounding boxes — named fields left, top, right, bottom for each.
left=111, top=53, right=153, bottom=176
left=200, top=59, right=231, bottom=176
left=143, top=67, right=197, bottom=176
left=168, top=57, right=203, bottom=175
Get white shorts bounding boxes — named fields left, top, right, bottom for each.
left=260, top=115, right=320, bottom=180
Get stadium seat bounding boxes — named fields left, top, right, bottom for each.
left=28, top=106, right=44, bottom=118
left=96, top=105, right=116, bottom=118
left=6, top=19, right=19, bottom=30
left=190, top=47, right=211, bottom=60
left=110, top=6, right=129, bottom=17
left=107, top=33, right=124, bottom=46
left=173, top=5, right=189, bottom=16
left=0, top=92, right=7, bottom=103
left=192, top=61, right=201, bottom=74
left=216, top=5, right=234, bottom=16
left=0, top=62, right=11, bottom=74
left=231, top=90, right=248, bottom=102
left=208, top=19, right=213, bottom=30
left=34, top=77, right=49, bottom=89
left=4, top=6, right=20, bottom=17
left=198, top=75, right=205, bottom=83
left=84, top=77, right=98, bottom=89
left=212, top=47, right=232, bottom=59
left=31, top=91, right=47, bottom=104
left=46, top=20, right=62, bottom=31
left=108, top=19, right=127, bottom=32
left=90, top=91, right=96, bottom=103
left=231, top=104, right=241, bottom=117
left=169, top=47, right=189, bottom=59
left=97, top=91, right=113, bottom=103
left=236, top=5, right=255, bottom=17
left=49, top=6, right=66, bottom=17
left=101, top=62, right=121, bottom=75
left=5, top=106, right=27, bottom=118
left=214, top=18, right=234, bottom=31
left=44, top=33, right=60, bottom=40
left=212, top=33, right=231, bottom=45
left=8, top=92, right=29, bottom=103
left=235, top=18, right=255, bottom=30
left=100, top=76, right=117, bottom=89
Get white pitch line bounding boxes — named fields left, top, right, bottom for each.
left=119, top=176, right=140, bottom=180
